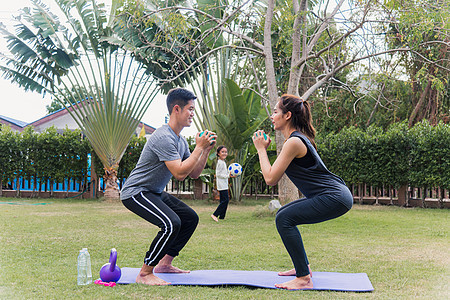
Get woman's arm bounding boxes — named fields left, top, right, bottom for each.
left=253, top=131, right=307, bottom=186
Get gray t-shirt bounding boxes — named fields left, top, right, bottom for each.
left=120, top=124, right=191, bottom=200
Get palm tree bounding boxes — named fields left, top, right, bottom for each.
left=217, top=79, right=268, bottom=201
left=0, top=0, right=162, bottom=200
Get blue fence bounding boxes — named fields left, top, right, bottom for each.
left=8, top=177, right=86, bottom=192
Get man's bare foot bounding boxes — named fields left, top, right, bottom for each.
left=278, top=265, right=312, bottom=277
left=154, top=264, right=190, bottom=273
left=136, top=273, right=170, bottom=285
left=211, top=214, right=219, bottom=222
left=136, top=264, right=170, bottom=286
left=153, top=254, right=190, bottom=273
left=275, top=275, right=313, bottom=290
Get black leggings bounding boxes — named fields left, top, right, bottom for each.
left=213, top=190, right=229, bottom=219
left=275, top=192, right=351, bottom=277
left=122, top=191, right=199, bottom=266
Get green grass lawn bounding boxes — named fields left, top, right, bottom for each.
left=0, top=198, right=448, bottom=299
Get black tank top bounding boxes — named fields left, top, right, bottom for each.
left=291, top=137, right=315, bottom=168
left=285, top=131, right=348, bottom=198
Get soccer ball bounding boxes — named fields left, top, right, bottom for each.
left=228, top=163, right=243, bottom=176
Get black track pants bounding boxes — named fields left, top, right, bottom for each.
left=122, top=191, right=199, bottom=266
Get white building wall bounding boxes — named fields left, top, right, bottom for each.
left=32, top=114, right=80, bottom=133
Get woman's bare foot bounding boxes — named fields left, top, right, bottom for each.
left=136, top=264, right=170, bottom=286
left=275, top=275, right=313, bottom=290
left=211, top=214, right=219, bottom=222
left=278, top=268, right=295, bottom=276
left=278, top=265, right=312, bottom=277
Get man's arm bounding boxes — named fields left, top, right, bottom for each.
left=164, top=131, right=216, bottom=181
left=188, top=148, right=211, bottom=179
left=164, top=147, right=204, bottom=181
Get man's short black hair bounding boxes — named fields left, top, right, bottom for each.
left=166, top=88, right=197, bottom=114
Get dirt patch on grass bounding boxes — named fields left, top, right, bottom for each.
left=116, top=220, right=152, bottom=229
left=393, top=242, right=449, bottom=265
left=29, top=211, right=74, bottom=217
left=351, top=204, right=398, bottom=211
left=100, top=207, right=130, bottom=214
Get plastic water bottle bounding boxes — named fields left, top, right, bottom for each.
left=77, top=248, right=93, bottom=285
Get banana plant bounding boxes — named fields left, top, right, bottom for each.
left=0, top=0, right=162, bottom=200
left=175, top=46, right=268, bottom=201
left=215, top=79, right=268, bottom=201
left=189, top=48, right=268, bottom=201
left=181, top=0, right=269, bottom=201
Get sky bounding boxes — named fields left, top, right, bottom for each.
left=0, top=0, right=197, bottom=137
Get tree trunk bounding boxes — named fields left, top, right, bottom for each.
left=421, top=187, right=427, bottom=208
left=90, top=158, right=98, bottom=199
left=426, top=89, right=438, bottom=125
left=262, top=0, right=299, bottom=205
left=359, top=184, right=363, bottom=204
left=375, top=186, right=379, bottom=205
left=32, top=176, right=37, bottom=198
left=66, top=178, right=70, bottom=198
left=278, top=174, right=299, bottom=205
left=389, top=185, right=393, bottom=206
left=367, top=83, right=385, bottom=127
left=287, top=0, right=308, bottom=94
left=408, top=78, right=432, bottom=127
left=38, top=178, right=42, bottom=198
left=193, top=179, right=203, bottom=200
left=15, top=177, right=21, bottom=198
left=103, top=168, right=120, bottom=201
left=397, top=185, right=407, bottom=206
left=263, top=0, right=277, bottom=103
left=50, top=179, right=54, bottom=198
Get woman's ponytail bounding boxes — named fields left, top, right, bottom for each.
left=278, top=94, right=317, bottom=149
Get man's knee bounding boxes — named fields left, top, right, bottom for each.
left=169, top=215, right=182, bottom=234
left=180, top=209, right=199, bottom=229
left=189, top=211, right=199, bottom=227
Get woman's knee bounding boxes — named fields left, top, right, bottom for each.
left=275, top=209, right=291, bottom=230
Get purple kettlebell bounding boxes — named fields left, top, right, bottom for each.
left=99, top=248, right=121, bottom=282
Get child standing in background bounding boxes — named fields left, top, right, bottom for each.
left=211, top=146, right=231, bottom=222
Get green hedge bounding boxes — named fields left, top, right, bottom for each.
left=0, top=125, right=90, bottom=191
left=0, top=124, right=147, bottom=191
left=2, top=120, right=449, bottom=192
left=317, top=121, right=450, bottom=189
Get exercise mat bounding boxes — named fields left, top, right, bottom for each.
left=116, top=268, right=374, bottom=292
